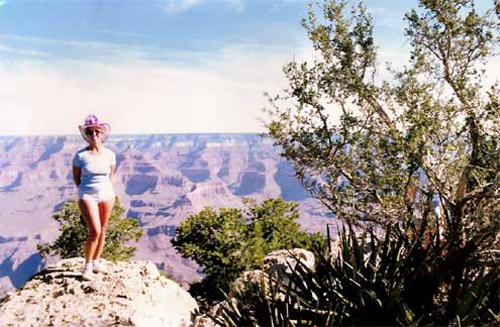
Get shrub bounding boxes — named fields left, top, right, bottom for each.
left=38, top=197, right=143, bottom=261
left=172, top=198, right=324, bottom=307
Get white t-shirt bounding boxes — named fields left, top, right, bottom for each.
left=72, top=147, right=116, bottom=194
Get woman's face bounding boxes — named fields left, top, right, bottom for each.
left=85, top=128, right=103, bottom=145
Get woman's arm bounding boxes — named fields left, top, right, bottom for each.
left=109, top=165, right=115, bottom=179
left=73, top=166, right=81, bottom=187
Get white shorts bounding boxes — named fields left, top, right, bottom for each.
left=78, top=189, right=115, bottom=203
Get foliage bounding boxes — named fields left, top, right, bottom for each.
left=172, top=198, right=323, bottom=307
left=214, top=216, right=499, bottom=326
left=265, top=0, right=500, bottom=245
left=38, top=197, right=143, bottom=261
left=235, top=0, right=500, bottom=325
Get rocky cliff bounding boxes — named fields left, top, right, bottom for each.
left=0, top=258, right=198, bottom=327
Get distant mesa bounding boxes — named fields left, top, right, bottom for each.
left=217, top=165, right=229, bottom=179
left=233, top=172, right=266, bottom=196
left=125, top=174, right=158, bottom=195
left=27, top=195, right=44, bottom=202
left=115, top=153, right=126, bottom=171
left=0, top=236, right=28, bottom=243
left=133, top=163, right=159, bottom=174
left=255, top=150, right=272, bottom=160
left=0, top=172, right=23, bottom=193
left=57, top=186, right=73, bottom=194
left=126, top=209, right=141, bottom=221
left=217, top=157, right=230, bottom=179
left=127, top=197, right=181, bottom=222
left=141, top=134, right=166, bottom=151
left=180, top=169, right=210, bottom=183
left=179, top=153, right=200, bottom=169
left=178, top=149, right=211, bottom=183
left=130, top=199, right=148, bottom=207
left=147, top=225, right=176, bottom=237
left=231, top=161, right=267, bottom=196
left=160, top=176, right=184, bottom=187
left=171, top=195, right=192, bottom=209
left=155, top=211, right=171, bottom=218
left=30, top=137, right=65, bottom=169
left=49, top=170, right=58, bottom=180
left=53, top=200, right=67, bottom=213
left=250, top=161, right=266, bottom=172
left=4, top=137, right=24, bottom=152
left=0, top=251, right=43, bottom=288
left=248, top=150, right=255, bottom=162
left=274, top=161, right=310, bottom=201
left=159, top=195, right=192, bottom=212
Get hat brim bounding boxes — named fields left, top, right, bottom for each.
left=79, top=123, right=110, bottom=143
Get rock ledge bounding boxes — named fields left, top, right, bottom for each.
left=0, top=258, right=198, bottom=327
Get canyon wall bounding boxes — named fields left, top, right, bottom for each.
left=0, top=134, right=334, bottom=296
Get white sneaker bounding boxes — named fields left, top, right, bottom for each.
left=92, top=260, right=107, bottom=274
left=82, top=264, right=93, bottom=281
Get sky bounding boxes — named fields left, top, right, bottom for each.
left=0, top=0, right=494, bottom=135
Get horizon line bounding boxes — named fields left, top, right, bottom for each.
left=0, top=131, right=267, bottom=138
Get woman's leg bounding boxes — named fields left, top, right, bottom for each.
left=93, top=197, right=115, bottom=260
left=78, top=199, right=101, bottom=264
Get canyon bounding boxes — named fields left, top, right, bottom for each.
left=0, top=134, right=334, bottom=296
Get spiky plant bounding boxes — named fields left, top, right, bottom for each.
left=213, top=216, right=499, bottom=326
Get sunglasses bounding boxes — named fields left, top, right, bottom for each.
left=85, top=129, right=102, bottom=136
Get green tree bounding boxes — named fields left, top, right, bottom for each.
left=38, top=197, right=143, bottom=261
left=172, top=198, right=322, bottom=306
left=266, top=0, right=500, bottom=245
left=259, top=0, right=500, bottom=324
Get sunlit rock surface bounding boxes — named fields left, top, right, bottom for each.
left=0, top=258, right=198, bottom=327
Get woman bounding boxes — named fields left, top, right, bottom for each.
left=72, top=114, right=116, bottom=281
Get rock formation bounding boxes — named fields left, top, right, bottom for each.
left=0, top=134, right=335, bottom=297
left=0, top=258, right=198, bottom=327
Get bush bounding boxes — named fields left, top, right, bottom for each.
left=172, top=198, right=324, bottom=307
left=38, top=197, right=143, bottom=261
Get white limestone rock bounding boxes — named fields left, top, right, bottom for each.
left=0, top=258, right=198, bottom=327
left=263, top=248, right=315, bottom=276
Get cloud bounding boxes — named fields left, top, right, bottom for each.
left=0, top=41, right=308, bottom=136
left=0, top=33, right=209, bottom=64
left=0, top=44, right=48, bottom=57
left=165, top=0, right=202, bottom=14
left=0, top=33, right=146, bottom=55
